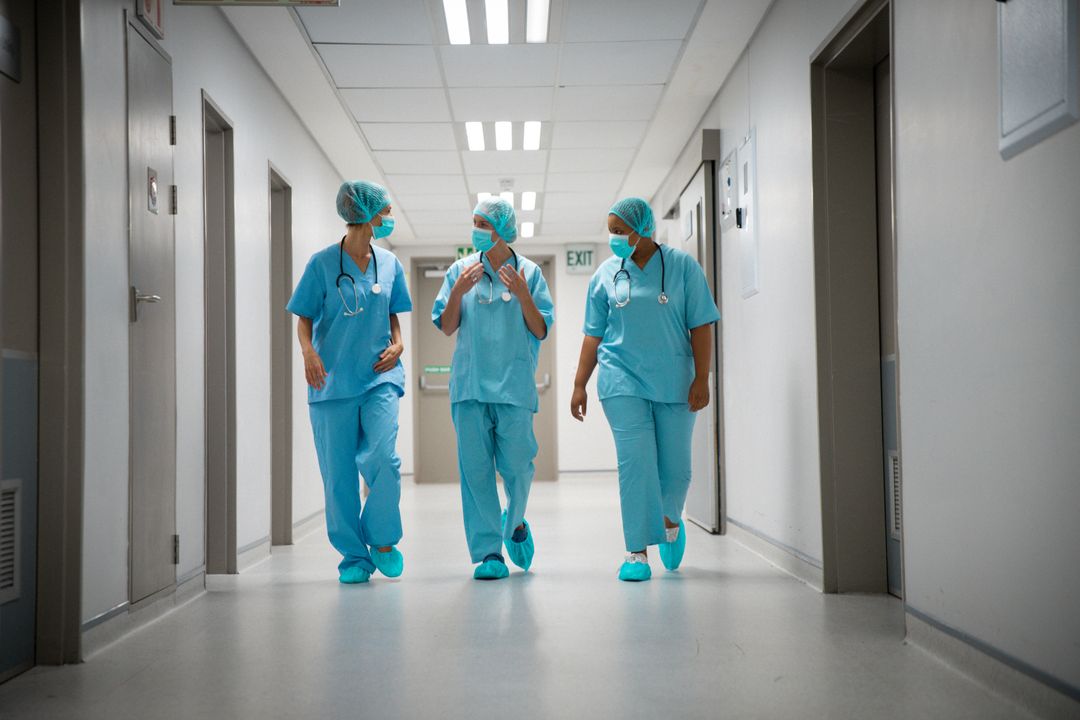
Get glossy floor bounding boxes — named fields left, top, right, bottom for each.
left=0, top=475, right=1032, bottom=719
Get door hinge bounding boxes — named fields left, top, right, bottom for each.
left=170, top=185, right=178, bottom=215
left=169, top=115, right=177, bottom=146
left=172, top=534, right=180, bottom=565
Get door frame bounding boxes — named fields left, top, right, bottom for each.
left=810, top=0, right=901, bottom=594
left=202, top=91, right=237, bottom=575
left=268, top=163, right=293, bottom=546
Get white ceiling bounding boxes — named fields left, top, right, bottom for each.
left=224, top=0, right=772, bottom=246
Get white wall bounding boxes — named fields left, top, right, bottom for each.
left=81, top=2, right=343, bottom=622
left=894, top=0, right=1080, bottom=691
left=390, top=242, right=617, bottom=476
left=650, top=0, right=861, bottom=565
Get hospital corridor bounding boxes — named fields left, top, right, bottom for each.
left=0, top=1, right=1078, bottom=719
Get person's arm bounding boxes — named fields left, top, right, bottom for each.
left=438, top=263, right=485, bottom=336
left=570, top=335, right=602, bottom=421
left=297, top=316, right=327, bottom=389
left=687, top=324, right=712, bottom=411
left=498, top=265, right=547, bottom=339
left=373, top=314, right=404, bottom=373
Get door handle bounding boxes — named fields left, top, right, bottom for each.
left=535, top=373, right=551, bottom=393
left=130, top=286, right=163, bottom=322
left=419, top=376, right=450, bottom=393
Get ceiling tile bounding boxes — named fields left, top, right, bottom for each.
left=440, top=45, right=560, bottom=87
left=543, top=207, right=605, bottom=225
left=562, top=0, right=701, bottom=42
left=316, top=45, right=442, bottom=88
left=547, top=147, right=635, bottom=174
left=410, top=224, right=473, bottom=239
left=342, top=89, right=451, bottom=122
left=448, top=87, right=554, bottom=121
left=544, top=191, right=618, bottom=209
left=461, top=150, right=548, bottom=175
left=385, top=174, right=467, bottom=195
left=551, top=121, right=648, bottom=148
left=361, top=123, right=457, bottom=151
left=297, top=0, right=433, bottom=44
left=555, top=85, right=664, bottom=121
left=394, top=194, right=472, bottom=211
left=535, top=222, right=606, bottom=238
left=466, top=174, right=546, bottom=193
left=374, top=151, right=462, bottom=175
left=559, top=41, right=683, bottom=86
left=404, top=210, right=473, bottom=226
left=545, top=172, right=625, bottom=194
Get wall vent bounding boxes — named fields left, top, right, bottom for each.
left=887, top=453, right=902, bottom=541
left=0, top=479, right=21, bottom=605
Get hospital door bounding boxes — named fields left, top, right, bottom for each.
left=414, top=257, right=557, bottom=484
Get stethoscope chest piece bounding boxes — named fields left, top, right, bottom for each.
left=501, top=290, right=512, bottom=303
left=371, top=284, right=382, bottom=295
left=658, top=292, right=669, bottom=305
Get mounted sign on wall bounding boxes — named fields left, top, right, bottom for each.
left=565, top=244, right=597, bottom=275
left=174, top=1, right=339, bottom=5
left=737, top=129, right=759, bottom=299
left=138, top=0, right=165, bottom=39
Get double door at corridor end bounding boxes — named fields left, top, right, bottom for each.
left=413, top=257, right=556, bottom=485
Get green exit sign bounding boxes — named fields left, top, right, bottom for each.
left=456, top=246, right=476, bottom=259
left=566, top=244, right=597, bottom=275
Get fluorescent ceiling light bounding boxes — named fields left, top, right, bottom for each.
left=523, top=121, right=541, bottom=150
left=526, top=0, right=550, bottom=43
left=522, top=191, right=537, bottom=211
left=522, top=222, right=535, bottom=238
left=443, top=0, right=471, bottom=45
left=495, top=121, right=512, bottom=151
left=465, top=122, right=485, bottom=151
left=500, top=191, right=514, bottom=207
left=485, top=0, right=509, bottom=44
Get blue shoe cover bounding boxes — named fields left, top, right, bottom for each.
left=338, top=566, right=371, bottom=584
left=618, top=555, right=652, bottom=582
left=502, top=511, right=535, bottom=572
left=659, top=520, right=686, bottom=571
left=371, top=546, right=404, bottom=578
left=473, top=557, right=510, bottom=580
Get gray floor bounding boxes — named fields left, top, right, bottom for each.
left=0, top=475, right=1033, bottom=720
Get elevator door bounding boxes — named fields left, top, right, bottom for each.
left=415, top=257, right=557, bottom=484
left=875, top=57, right=902, bottom=598
left=127, top=24, right=176, bottom=603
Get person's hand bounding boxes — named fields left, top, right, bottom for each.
left=570, top=386, right=588, bottom=421
left=498, top=266, right=529, bottom=300
left=373, top=342, right=403, bottom=373
left=688, top=376, right=710, bottom=412
left=451, top=262, right=485, bottom=297
left=304, top=349, right=328, bottom=390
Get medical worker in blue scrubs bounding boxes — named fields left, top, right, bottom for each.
left=288, top=180, right=412, bottom=585
left=432, top=197, right=554, bottom=580
left=570, top=197, right=720, bottom=582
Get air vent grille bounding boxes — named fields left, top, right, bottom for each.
left=0, top=480, right=20, bottom=604
left=888, top=453, right=902, bottom=541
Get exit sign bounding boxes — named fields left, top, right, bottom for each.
left=565, top=244, right=597, bottom=275
left=456, top=246, right=476, bottom=259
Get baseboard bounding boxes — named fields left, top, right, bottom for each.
left=291, top=509, right=325, bottom=542
left=725, top=518, right=824, bottom=591
left=81, top=570, right=206, bottom=660
left=0, top=660, right=34, bottom=685
left=236, top=536, right=271, bottom=572
left=905, top=609, right=1080, bottom=720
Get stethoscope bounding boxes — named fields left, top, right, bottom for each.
left=337, top=237, right=380, bottom=317
left=476, top=247, right=519, bottom=304
left=614, top=243, right=667, bottom=308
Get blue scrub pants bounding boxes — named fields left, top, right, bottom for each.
left=600, top=396, right=696, bottom=552
left=451, top=400, right=537, bottom=563
left=309, top=383, right=403, bottom=574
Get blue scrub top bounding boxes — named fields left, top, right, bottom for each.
left=431, top=251, right=554, bottom=412
left=287, top=241, right=413, bottom=404
left=584, top=245, right=720, bottom=403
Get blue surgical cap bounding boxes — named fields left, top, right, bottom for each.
left=473, top=197, right=518, bottom=243
left=609, top=197, right=654, bottom=238
left=336, top=180, right=391, bottom=225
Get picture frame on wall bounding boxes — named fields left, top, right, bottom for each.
left=136, top=0, right=165, bottom=39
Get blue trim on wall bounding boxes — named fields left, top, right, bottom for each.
left=906, top=605, right=1080, bottom=703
